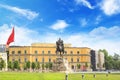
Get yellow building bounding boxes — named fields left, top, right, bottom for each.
left=8, top=43, right=91, bottom=70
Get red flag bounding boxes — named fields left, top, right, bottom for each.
left=6, top=27, right=14, bottom=46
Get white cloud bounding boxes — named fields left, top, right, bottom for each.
left=80, top=18, right=87, bottom=27
left=0, top=4, right=39, bottom=20
left=100, top=0, right=120, bottom=15
left=50, top=20, right=69, bottom=31
left=0, top=24, right=120, bottom=55
left=0, top=24, right=39, bottom=46
left=75, top=0, right=94, bottom=9
left=64, top=26, right=120, bottom=55
left=90, top=26, right=120, bottom=39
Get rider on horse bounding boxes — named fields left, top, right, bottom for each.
left=56, top=38, right=64, bottom=57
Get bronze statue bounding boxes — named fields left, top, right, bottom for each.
left=56, top=38, right=64, bottom=57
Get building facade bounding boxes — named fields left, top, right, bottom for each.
left=0, top=44, right=8, bottom=71
left=90, top=50, right=105, bottom=71
left=8, top=43, right=91, bottom=71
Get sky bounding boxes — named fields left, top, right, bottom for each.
left=0, top=0, right=120, bottom=55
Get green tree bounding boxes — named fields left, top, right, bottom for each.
left=0, top=59, right=6, bottom=70
left=113, top=53, right=119, bottom=61
left=117, top=61, right=120, bottom=70
left=77, top=64, right=81, bottom=69
left=8, top=61, right=13, bottom=70
left=31, top=62, right=36, bottom=71
left=26, top=61, right=30, bottom=70
left=85, top=62, right=88, bottom=68
left=106, top=56, right=113, bottom=70
left=99, top=49, right=120, bottom=70
left=112, top=53, right=120, bottom=70
left=45, top=63, right=49, bottom=70
left=42, top=63, right=44, bottom=70
left=23, top=62, right=27, bottom=70
left=48, top=62, right=53, bottom=70
left=13, top=61, right=20, bottom=70
left=36, top=62, right=40, bottom=70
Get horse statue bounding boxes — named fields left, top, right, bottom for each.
left=56, top=38, right=64, bottom=57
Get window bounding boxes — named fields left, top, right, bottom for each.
left=12, top=51, right=15, bottom=54
left=49, top=58, right=51, bottom=62
left=48, top=51, right=51, bottom=54
left=18, top=51, right=21, bottom=54
left=71, top=65, right=74, bottom=69
left=35, top=50, right=38, bottom=54
left=77, top=51, right=80, bottom=54
left=24, top=50, right=27, bottom=54
left=70, top=51, right=73, bottom=54
left=71, top=58, right=73, bottom=62
left=35, top=58, right=38, bottom=62
left=77, top=58, right=79, bottom=62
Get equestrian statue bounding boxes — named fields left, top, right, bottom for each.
left=56, top=38, right=64, bottom=57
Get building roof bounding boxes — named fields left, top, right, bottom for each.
left=31, top=43, right=71, bottom=47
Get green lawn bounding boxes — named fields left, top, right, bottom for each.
left=0, top=72, right=120, bottom=80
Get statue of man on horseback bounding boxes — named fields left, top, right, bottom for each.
left=56, top=38, right=64, bottom=57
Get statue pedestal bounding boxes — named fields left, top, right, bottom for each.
left=52, top=57, right=66, bottom=71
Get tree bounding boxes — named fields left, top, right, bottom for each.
left=45, top=63, right=49, bottom=70
left=36, top=62, right=40, bottom=70
left=8, top=61, right=13, bottom=70
left=31, top=62, right=36, bottom=71
left=42, top=63, right=44, bottom=70
left=77, top=64, right=81, bottom=69
left=26, top=61, right=30, bottom=70
left=106, top=56, right=113, bottom=70
left=0, top=59, right=6, bottom=70
left=113, top=53, right=119, bottom=61
left=23, top=62, right=27, bottom=70
left=13, top=61, right=20, bottom=70
left=48, top=62, right=53, bottom=70
left=99, top=49, right=120, bottom=70
left=85, top=62, right=88, bottom=68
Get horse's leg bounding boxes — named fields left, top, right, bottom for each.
left=60, top=52, right=61, bottom=56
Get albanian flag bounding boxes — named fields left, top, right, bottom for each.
left=6, top=27, right=14, bottom=46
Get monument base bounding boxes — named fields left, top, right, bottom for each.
left=52, top=57, right=66, bottom=71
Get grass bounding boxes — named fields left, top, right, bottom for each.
left=0, top=72, right=120, bottom=80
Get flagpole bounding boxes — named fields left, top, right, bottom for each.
left=6, top=26, right=15, bottom=69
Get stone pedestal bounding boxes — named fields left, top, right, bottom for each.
left=52, top=57, right=66, bottom=71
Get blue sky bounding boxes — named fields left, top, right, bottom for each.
left=0, top=0, right=120, bottom=55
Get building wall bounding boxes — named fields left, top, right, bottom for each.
left=0, top=44, right=7, bottom=71
left=8, top=43, right=91, bottom=70
left=0, top=52, right=8, bottom=71
left=90, top=50, right=105, bottom=71
left=98, top=52, right=105, bottom=70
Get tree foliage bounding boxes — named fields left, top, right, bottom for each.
left=13, top=61, right=20, bottom=70
left=77, top=64, right=81, bottom=69
left=0, top=59, right=6, bottom=70
left=31, top=62, right=36, bottom=70
left=36, top=62, right=40, bottom=69
left=26, top=61, right=30, bottom=69
left=99, top=49, right=120, bottom=70
left=8, top=61, right=13, bottom=70
left=48, top=62, right=53, bottom=70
